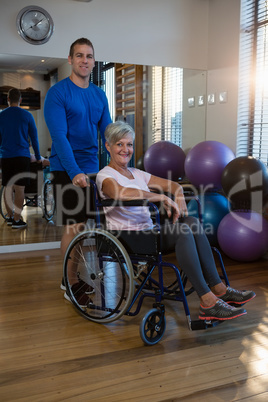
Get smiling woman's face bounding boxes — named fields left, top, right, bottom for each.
left=106, top=133, right=134, bottom=167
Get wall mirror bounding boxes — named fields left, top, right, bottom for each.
left=0, top=53, right=207, bottom=251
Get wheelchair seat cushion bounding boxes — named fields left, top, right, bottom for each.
left=110, top=229, right=159, bottom=256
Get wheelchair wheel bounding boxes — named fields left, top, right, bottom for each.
left=42, top=179, right=55, bottom=221
left=0, top=186, right=8, bottom=220
left=63, top=229, right=134, bottom=323
left=140, top=308, right=166, bottom=345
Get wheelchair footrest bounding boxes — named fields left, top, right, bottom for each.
left=190, top=319, right=224, bottom=330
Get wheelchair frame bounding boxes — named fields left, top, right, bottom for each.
left=63, top=179, right=230, bottom=345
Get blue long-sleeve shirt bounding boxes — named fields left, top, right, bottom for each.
left=44, top=77, right=112, bottom=181
left=0, top=107, right=41, bottom=160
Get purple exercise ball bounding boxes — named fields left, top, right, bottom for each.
left=144, top=141, right=186, bottom=181
left=184, top=141, right=235, bottom=189
left=217, top=211, right=268, bottom=262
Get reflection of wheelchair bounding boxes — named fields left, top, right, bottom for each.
left=63, top=179, right=230, bottom=345
left=0, top=162, right=55, bottom=221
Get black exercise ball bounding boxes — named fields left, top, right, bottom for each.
left=221, top=156, right=268, bottom=210
left=136, top=155, right=145, bottom=171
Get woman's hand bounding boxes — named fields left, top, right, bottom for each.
left=72, top=173, right=89, bottom=188
left=161, top=194, right=180, bottom=223
left=148, top=176, right=188, bottom=221
left=174, top=188, right=188, bottom=218
left=161, top=192, right=188, bottom=223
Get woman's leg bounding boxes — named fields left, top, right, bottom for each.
left=118, top=223, right=248, bottom=320
left=181, top=216, right=224, bottom=290
left=161, top=219, right=219, bottom=298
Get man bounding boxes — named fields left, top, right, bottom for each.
left=44, top=38, right=112, bottom=300
left=0, top=88, right=42, bottom=228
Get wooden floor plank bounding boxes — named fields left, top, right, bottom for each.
left=0, top=207, right=63, bottom=247
left=0, top=250, right=267, bottom=401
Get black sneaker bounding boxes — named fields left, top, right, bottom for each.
left=6, top=217, right=14, bottom=226
left=12, top=219, right=27, bottom=229
left=199, top=299, right=247, bottom=321
left=219, top=287, right=256, bottom=305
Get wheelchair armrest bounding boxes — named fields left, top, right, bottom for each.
left=98, top=199, right=161, bottom=226
left=99, top=199, right=151, bottom=207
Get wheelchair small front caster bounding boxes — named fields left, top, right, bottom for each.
left=140, top=308, right=166, bottom=345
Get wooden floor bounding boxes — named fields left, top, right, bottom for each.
left=0, top=248, right=268, bottom=401
left=0, top=206, right=64, bottom=247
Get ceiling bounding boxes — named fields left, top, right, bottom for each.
left=0, top=54, right=66, bottom=75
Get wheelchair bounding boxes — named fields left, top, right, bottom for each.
left=63, top=179, right=230, bottom=346
left=0, top=162, right=55, bottom=222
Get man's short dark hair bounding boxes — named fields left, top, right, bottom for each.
left=8, top=88, right=21, bottom=104
left=69, top=38, right=95, bottom=58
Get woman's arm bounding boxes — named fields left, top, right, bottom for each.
left=101, top=176, right=181, bottom=223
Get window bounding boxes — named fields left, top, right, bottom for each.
left=91, top=61, right=115, bottom=121
left=237, top=0, right=268, bottom=166
left=91, top=61, right=115, bottom=168
left=152, top=66, right=183, bottom=146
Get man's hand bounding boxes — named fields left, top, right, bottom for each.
left=72, top=173, right=89, bottom=188
left=41, top=158, right=50, bottom=167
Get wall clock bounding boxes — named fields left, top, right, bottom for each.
left=16, top=6, right=54, bottom=45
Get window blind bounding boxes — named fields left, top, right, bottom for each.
left=237, top=0, right=268, bottom=166
left=152, top=66, right=183, bottom=146
left=91, top=61, right=115, bottom=121
left=91, top=61, right=115, bottom=168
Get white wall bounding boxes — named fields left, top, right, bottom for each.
left=0, top=0, right=242, bottom=153
left=0, top=0, right=209, bottom=69
left=182, top=69, right=207, bottom=151
left=206, top=0, right=241, bottom=153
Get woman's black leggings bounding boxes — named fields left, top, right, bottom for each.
left=160, top=216, right=222, bottom=297
left=117, top=216, right=222, bottom=298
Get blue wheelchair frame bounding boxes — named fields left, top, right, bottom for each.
left=63, top=178, right=230, bottom=345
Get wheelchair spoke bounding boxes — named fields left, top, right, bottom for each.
left=64, top=229, right=134, bottom=323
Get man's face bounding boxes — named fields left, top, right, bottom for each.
left=68, top=44, right=95, bottom=79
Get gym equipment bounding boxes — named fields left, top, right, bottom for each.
left=184, top=141, right=235, bottom=189
left=187, top=192, right=230, bottom=246
left=217, top=210, right=268, bottom=261
left=136, top=155, right=145, bottom=170
left=144, top=141, right=186, bottom=181
left=221, top=156, right=268, bottom=210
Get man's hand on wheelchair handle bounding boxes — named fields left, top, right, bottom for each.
left=72, top=173, right=89, bottom=188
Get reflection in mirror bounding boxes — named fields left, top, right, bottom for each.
left=0, top=54, right=207, bottom=250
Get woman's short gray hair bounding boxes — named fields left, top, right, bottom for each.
left=105, top=121, right=135, bottom=145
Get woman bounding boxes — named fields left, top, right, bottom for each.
left=96, top=121, right=255, bottom=321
